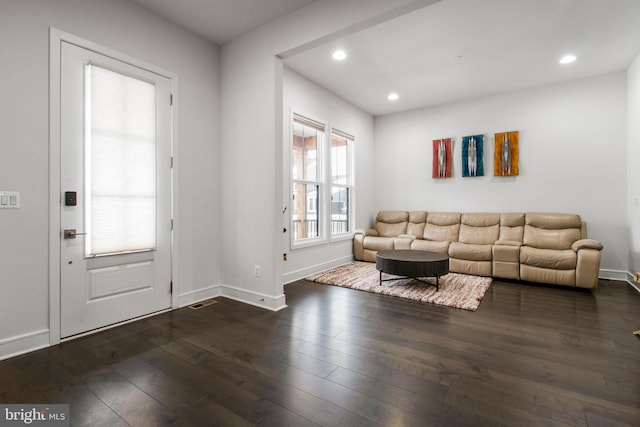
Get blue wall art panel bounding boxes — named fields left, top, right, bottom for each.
left=462, top=134, right=484, bottom=177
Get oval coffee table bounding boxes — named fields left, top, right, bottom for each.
left=375, top=250, right=449, bottom=291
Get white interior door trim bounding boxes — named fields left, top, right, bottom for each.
left=49, top=28, right=180, bottom=345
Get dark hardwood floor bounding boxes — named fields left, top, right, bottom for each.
left=1, top=278, right=639, bottom=426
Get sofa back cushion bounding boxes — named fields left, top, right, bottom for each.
left=407, top=211, right=427, bottom=237
left=423, top=212, right=461, bottom=242
left=523, top=212, right=582, bottom=250
left=375, top=211, right=408, bottom=237
left=458, top=213, right=500, bottom=245
left=499, top=213, right=525, bottom=242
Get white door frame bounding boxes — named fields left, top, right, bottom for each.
left=49, top=28, right=180, bottom=345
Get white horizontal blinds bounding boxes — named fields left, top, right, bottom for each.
left=86, top=64, right=157, bottom=256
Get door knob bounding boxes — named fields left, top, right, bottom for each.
left=64, top=229, right=87, bottom=239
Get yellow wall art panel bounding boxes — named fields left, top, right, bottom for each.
left=494, top=131, right=519, bottom=176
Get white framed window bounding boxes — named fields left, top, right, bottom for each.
left=330, top=129, right=354, bottom=239
left=291, top=114, right=325, bottom=245
left=290, top=112, right=355, bottom=248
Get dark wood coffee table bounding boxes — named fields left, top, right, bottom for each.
left=375, top=250, right=449, bottom=290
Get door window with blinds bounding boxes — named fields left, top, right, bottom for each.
left=290, top=112, right=355, bottom=248
left=85, top=64, right=157, bottom=256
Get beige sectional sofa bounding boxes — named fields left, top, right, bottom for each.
left=354, top=211, right=604, bottom=289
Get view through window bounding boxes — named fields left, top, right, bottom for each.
left=291, top=113, right=354, bottom=246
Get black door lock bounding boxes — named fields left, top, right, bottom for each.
left=65, top=191, right=77, bottom=206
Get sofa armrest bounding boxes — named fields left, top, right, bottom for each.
left=494, top=240, right=522, bottom=247
left=571, top=239, right=603, bottom=252
left=575, top=241, right=602, bottom=289
left=394, top=234, right=415, bottom=250
left=355, top=228, right=378, bottom=237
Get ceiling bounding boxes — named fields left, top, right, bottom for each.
left=130, top=0, right=314, bottom=45
left=284, top=0, right=640, bottom=116
left=131, top=0, right=640, bottom=117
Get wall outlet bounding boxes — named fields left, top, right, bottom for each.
left=254, top=264, right=261, bottom=277
left=635, top=272, right=640, bottom=283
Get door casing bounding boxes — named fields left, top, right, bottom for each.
left=49, top=28, right=180, bottom=344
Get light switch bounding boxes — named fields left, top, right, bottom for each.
left=0, top=191, right=20, bottom=209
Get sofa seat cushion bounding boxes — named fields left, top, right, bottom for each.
left=520, top=246, right=576, bottom=270
left=449, top=242, right=493, bottom=261
left=363, top=236, right=394, bottom=252
left=410, top=239, right=450, bottom=254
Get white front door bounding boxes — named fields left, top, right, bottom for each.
left=59, top=41, right=172, bottom=338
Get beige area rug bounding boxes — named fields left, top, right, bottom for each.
left=306, top=261, right=492, bottom=311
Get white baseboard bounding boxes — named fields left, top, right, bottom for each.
left=179, top=283, right=286, bottom=311
left=599, top=268, right=628, bottom=282
left=599, top=269, right=640, bottom=293
left=0, top=329, right=50, bottom=361
left=220, top=285, right=287, bottom=311
left=177, top=284, right=222, bottom=308
left=622, top=271, right=640, bottom=293
left=283, top=255, right=354, bottom=285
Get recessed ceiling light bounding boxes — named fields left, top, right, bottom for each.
left=559, top=54, right=577, bottom=64
left=332, top=50, right=347, bottom=61
left=388, top=93, right=399, bottom=101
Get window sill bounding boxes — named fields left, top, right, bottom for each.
left=291, top=237, right=327, bottom=250
left=330, top=233, right=354, bottom=243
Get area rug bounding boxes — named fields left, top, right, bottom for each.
left=306, top=261, right=492, bottom=311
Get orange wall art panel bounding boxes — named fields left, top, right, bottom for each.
left=432, top=138, right=452, bottom=178
left=494, top=131, right=519, bottom=176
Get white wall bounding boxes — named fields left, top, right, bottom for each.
left=219, top=0, right=440, bottom=309
left=374, top=73, right=628, bottom=273
left=627, top=53, right=640, bottom=277
left=282, top=68, right=375, bottom=283
left=0, top=0, right=220, bottom=358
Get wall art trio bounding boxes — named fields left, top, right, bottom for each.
left=432, top=131, right=518, bottom=179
